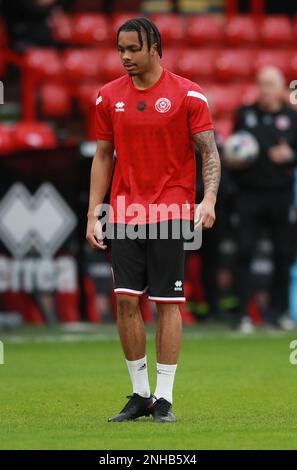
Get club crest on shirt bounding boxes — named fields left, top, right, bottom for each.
left=155, top=97, right=171, bottom=113
left=275, top=115, right=290, bottom=130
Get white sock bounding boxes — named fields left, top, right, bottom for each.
left=125, top=355, right=150, bottom=398
left=154, top=363, right=177, bottom=404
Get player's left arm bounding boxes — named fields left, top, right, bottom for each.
left=193, top=130, right=221, bottom=229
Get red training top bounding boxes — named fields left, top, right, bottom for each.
left=95, top=67, right=213, bottom=224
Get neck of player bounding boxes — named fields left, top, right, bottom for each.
left=132, top=64, right=163, bottom=90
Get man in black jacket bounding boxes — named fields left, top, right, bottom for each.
left=232, top=66, right=297, bottom=332
left=2, top=0, right=74, bottom=51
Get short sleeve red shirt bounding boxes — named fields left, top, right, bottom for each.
left=95, top=68, right=214, bottom=224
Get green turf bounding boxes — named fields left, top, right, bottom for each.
left=1, top=325, right=297, bottom=450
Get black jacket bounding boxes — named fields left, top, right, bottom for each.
left=232, top=103, right=297, bottom=192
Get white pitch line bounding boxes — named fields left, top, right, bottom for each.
left=1, top=334, right=119, bottom=344
left=1, top=329, right=290, bottom=345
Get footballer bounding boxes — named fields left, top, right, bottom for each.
left=86, top=17, right=221, bottom=422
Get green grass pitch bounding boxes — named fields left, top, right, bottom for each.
left=1, top=324, right=297, bottom=450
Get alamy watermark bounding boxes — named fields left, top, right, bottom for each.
left=0, top=340, right=4, bottom=365
left=289, top=340, right=297, bottom=365
left=93, top=198, right=204, bottom=250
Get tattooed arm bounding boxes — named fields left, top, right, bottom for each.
left=193, top=130, right=221, bottom=229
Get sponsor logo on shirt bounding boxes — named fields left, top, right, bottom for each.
left=115, top=101, right=125, bottom=112
left=155, top=97, right=171, bottom=113
left=137, top=101, right=147, bottom=111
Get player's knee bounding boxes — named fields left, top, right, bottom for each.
left=116, top=294, right=140, bottom=315
left=157, top=302, right=180, bottom=316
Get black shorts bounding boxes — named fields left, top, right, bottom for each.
left=111, top=221, right=188, bottom=303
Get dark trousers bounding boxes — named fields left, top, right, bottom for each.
left=235, top=189, right=295, bottom=321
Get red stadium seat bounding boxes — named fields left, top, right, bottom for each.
left=213, top=118, right=233, bottom=141
left=24, top=49, right=63, bottom=79
left=151, top=14, right=185, bottom=46
left=0, top=54, right=6, bottom=77
left=260, top=16, right=293, bottom=47
left=185, top=253, right=205, bottom=304
left=75, top=82, right=102, bottom=113
left=112, top=13, right=135, bottom=35
left=293, top=16, right=297, bottom=42
left=254, top=50, right=292, bottom=79
left=140, top=297, right=154, bottom=325
left=63, top=49, right=103, bottom=81
left=291, top=51, right=297, bottom=81
left=175, top=48, right=219, bottom=81
left=215, top=49, right=254, bottom=82
left=101, top=49, right=126, bottom=82
left=160, top=48, right=178, bottom=74
left=185, top=15, right=223, bottom=46
left=240, top=83, right=259, bottom=105
left=224, top=15, right=259, bottom=46
left=39, top=84, right=71, bottom=118
left=51, top=13, right=74, bottom=43
left=83, top=277, right=101, bottom=323
left=56, top=291, right=80, bottom=323
left=2, top=291, right=43, bottom=324
left=12, top=122, right=57, bottom=151
left=75, top=82, right=105, bottom=139
left=72, top=14, right=111, bottom=46
left=0, top=18, right=8, bottom=47
left=0, top=124, right=14, bottom=155
left=205, top=84, right=243, bottom=118
left=179, top=295, right=197, bottom=325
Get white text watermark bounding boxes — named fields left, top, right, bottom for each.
left=0, top=340, right=4, bottom=365
left=92, top=199, right=203, bottom=250
left=289, top=340, right=297, bottom=365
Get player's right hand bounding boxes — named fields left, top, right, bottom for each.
left=86, top=217, right=107, bottom=250
left=195, top=195, right=216, bottom=230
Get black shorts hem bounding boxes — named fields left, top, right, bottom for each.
left=114, top=286, right=148, bottom=297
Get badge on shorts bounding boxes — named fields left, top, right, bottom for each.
left=155, top=97, right=171, bottom=113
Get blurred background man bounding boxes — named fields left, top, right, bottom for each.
left=2, top=0, right=76, bottom=51
left=231, top=67, right=297, bottom=333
